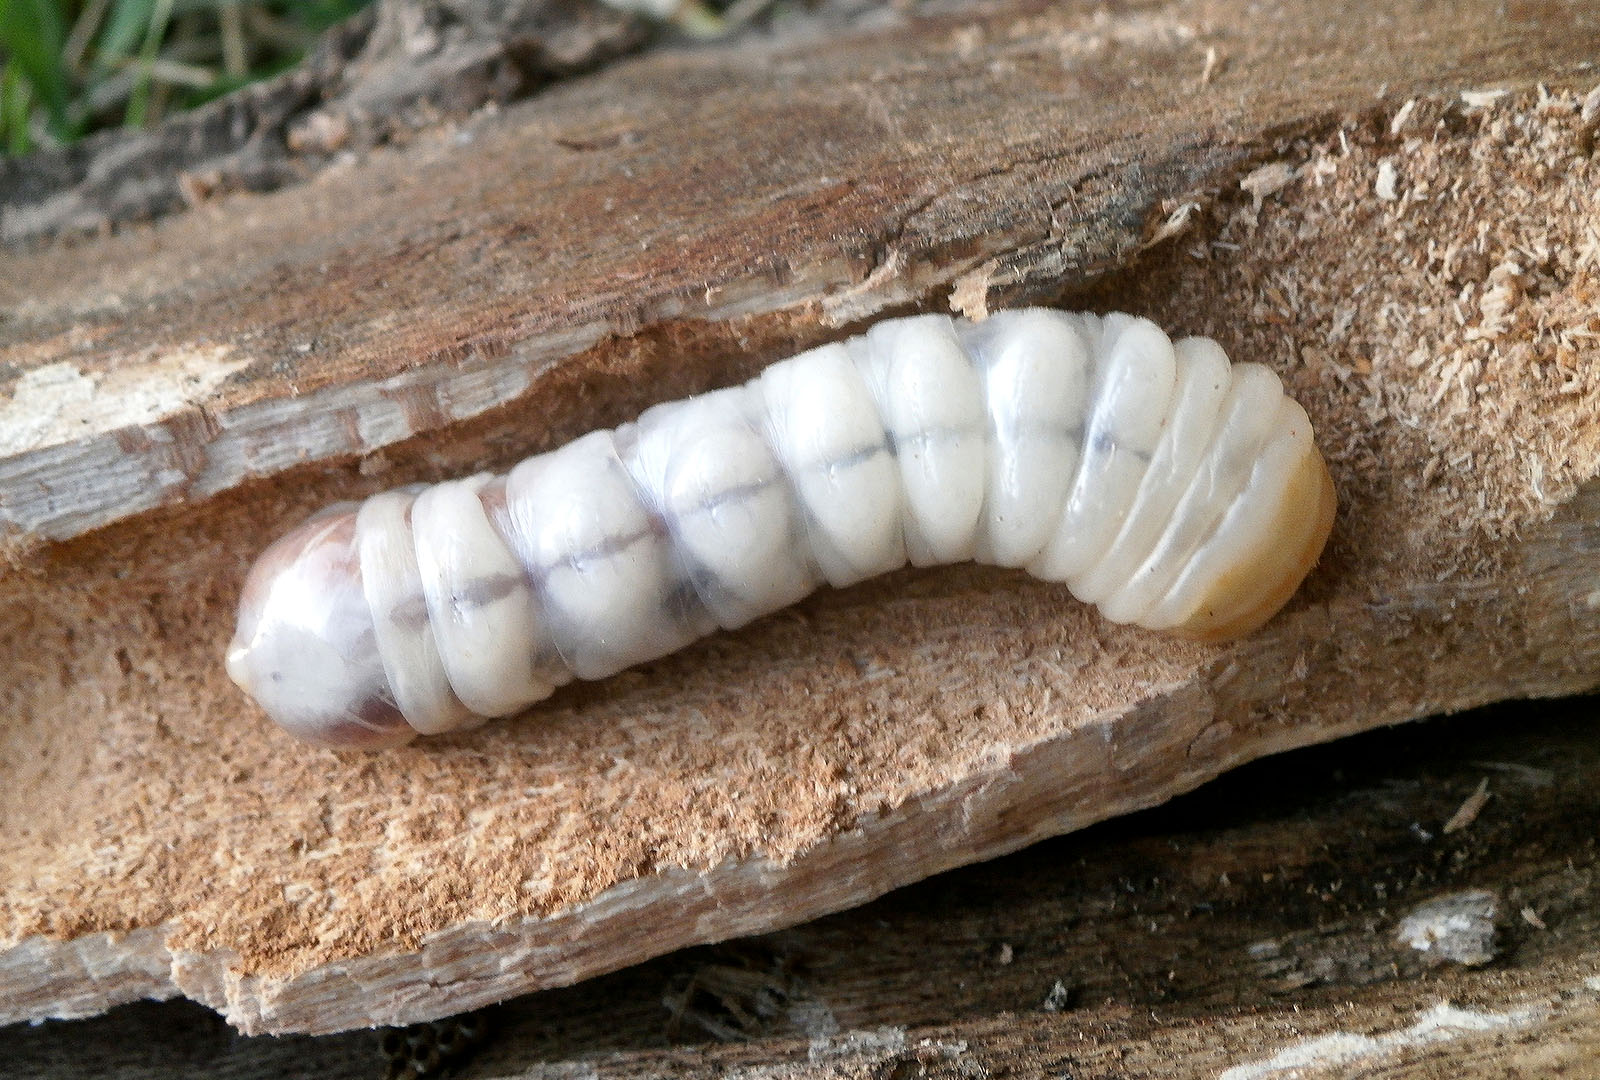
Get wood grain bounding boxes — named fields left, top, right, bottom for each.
left=3, top=0, right=1595, bottom=545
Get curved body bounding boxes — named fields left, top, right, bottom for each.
left=227, top=309, right=1336, bottom=748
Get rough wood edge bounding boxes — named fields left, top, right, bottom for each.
left=0, top=254, right=939, bottom=547
left=5, top=566, right=1595, bottom=1035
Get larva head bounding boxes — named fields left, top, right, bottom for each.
left=226, top=509, right=417, bottom=749
left=1171, top=444, right=1336, bottom=643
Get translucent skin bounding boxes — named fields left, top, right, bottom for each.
left=226, top=309, right=1337, bottom=748
left=226, top=508, right=413, bottom=747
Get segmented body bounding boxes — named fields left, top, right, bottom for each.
left=227, top=309, right=1336, bottom=748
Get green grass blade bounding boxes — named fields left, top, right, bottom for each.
left=2, top=0, right=379, bottom=154
left=92, top=0, right=159, bottom=74
left=0, top=0, right=75, bottom=139
left=2, top=61, right=35, bottom=154
left=123, top=0, right=173, bottom=129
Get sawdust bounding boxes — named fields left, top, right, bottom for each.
left=0, top=470, right=1200, bottom=978
left=1086, top=86, right=1600, bottom=591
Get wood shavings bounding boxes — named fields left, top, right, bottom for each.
left=1390, top=99, right=1418, bottom=135
left=1466, top=260, right=1526, bottom=341
left=1143, top=199, right=1203, bottom=249
left=1442, top=777, right=1492, bottom=834
left=1580, top=83, right=1600, bottom=154
left=1584, top=83, right=1600, bottom=127
left=1374, top=159, right=1400, bottom=201
left=1461, top=88, right=1511, bottom=109
left=1240, top=163, right=1298, bottom=210
left=1087, top=85, right=1600, bottom=582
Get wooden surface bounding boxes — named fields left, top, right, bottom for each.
left=3, top=0, right=1597, bottom=546
left=2, top=0, right=1599, bottom=1041
left=6, top=696, right=1598, bottom=1077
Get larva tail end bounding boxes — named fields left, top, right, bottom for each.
left=228, top=511, right=419, bottom=750
left=1170, top=449, right=1337, bottom=644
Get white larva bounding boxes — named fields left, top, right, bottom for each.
left=226, top=309, right=1337, bottom=748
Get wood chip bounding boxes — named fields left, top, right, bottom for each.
left=1443, top=778, right=1492, bottom=834
left=1241, top=162, right=1298, bottom=209
left=1390, top=99, right=1418, bottom=135
left=1374, top=159, right=1400, bottom=201
left=1461, top=88, right=1511, bottom=109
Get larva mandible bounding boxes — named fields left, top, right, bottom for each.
left=226, top=309, right=1336, bottom=749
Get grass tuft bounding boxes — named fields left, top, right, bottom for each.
left=0, top=0, right=373, bottom=154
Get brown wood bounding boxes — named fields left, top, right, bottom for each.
left=2, top=0, right=1598, bottom=1043
left=4, top=0, right=1596, bottom=548
left=6, top=699, right=1598, bottom=1077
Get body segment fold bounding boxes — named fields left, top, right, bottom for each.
left=226, top=309, right=1337, bottom=747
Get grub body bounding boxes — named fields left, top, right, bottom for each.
left=226, top=309, right=1336, bottom=747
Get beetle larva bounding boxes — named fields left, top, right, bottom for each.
left=227, top=309, right=1336, bottom=748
